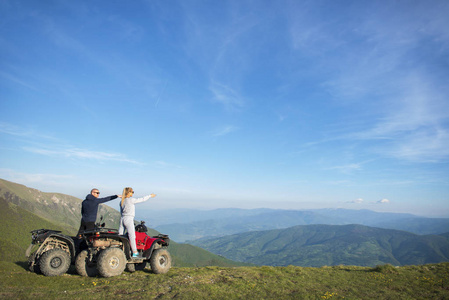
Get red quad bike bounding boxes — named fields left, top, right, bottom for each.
left=76, top=221, right=171, bottom=278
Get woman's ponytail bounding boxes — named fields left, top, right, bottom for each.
left=121, top=187, right=133, bottom=207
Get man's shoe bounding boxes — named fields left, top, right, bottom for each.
left=132, top=253, right=140, bottom=258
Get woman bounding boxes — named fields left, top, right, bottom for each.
left=119, top=187, right=156, bottom=258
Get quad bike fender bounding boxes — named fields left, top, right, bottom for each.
left=142, top=238, right=168, bottom=259
left=28, top=232, right=76, bottom=263
left=117, top=235, right=132, bottom=258
left=99, top=234, right=132, bottom=259
left=53, top=233, right=76, bottom=257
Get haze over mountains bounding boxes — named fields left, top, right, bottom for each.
left=138, top=207, right=449, bottom=243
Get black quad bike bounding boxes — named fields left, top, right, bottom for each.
left=26, top=229, right=76, bottom=276
left=26, top=221, right=171, bottom=278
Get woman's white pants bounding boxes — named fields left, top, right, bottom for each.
left=119, top=216, right=137, bottom=253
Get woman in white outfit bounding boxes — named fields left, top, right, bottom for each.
left=119, top=187, right=156, bottom=258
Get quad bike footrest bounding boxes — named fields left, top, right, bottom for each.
left=128, top=257, right=145, bottom=263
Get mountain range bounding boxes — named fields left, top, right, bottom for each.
left=147, top=207, right=449, bottom=242
left=189, top=224, right=449, bottom=267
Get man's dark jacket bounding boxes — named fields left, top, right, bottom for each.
left=81, top=194, right=118, bottom=222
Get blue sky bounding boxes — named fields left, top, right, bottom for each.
left=1, top=0, right=448, bottom=216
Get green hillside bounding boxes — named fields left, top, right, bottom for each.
left=0, top=197, right=70, bottom=263
left=190, top=224, right=449, bottom=267
left=0, top=179, right=245, bottom=268
left=0, top=178, right=121, bottom=233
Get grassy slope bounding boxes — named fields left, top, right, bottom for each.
left=1, top=261, right=448, bottom=299
left=0, top=197, right=71, bottom=263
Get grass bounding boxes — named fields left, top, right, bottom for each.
left=1, top=261, right=448, bottom=299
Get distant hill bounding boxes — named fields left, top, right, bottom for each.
left=0, top=178, right=120, bottom=233
left=0, top=178, right=246, bottom=268
left=310, top=208, right=449, bottom=235
left=152, top=208, right=449, bottom=242
left=155, top=210, right=341, bottom=242
left=139, top=207, right=276, bottom=227
left=372, top=217, right=449, bottom=235
left=190, top=224, right=449, bottom=267
left=309, top=208, right=418, bottom=225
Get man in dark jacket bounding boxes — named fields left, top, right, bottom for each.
left=77, top=188, right=121, bottom=235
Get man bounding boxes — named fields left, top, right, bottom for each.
left=77, top=188, right=121, bottom=235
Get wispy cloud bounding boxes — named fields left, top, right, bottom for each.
left=347, top=198, right=364, bottom=204
left=212, top=125, right=239, bottom=137
left=346, top=198, right=390, bottom=205
left=23, top=146, right=140, bottom=164
left=0, top=122, right=33, bottom=137
left=0, top=168, right=74, bottom=186
left=0, top=70, right=38, bottom=91
left=0, top=122, right=57, bottom=141
left=377, top=199, right=390, bottom=204
left=1, top=122, right=140, bottom=164
left=154, top=160, right=182, bottom=169
left=209, top=82, right=245, bottom=111
left=326, top=163, right=363, bottom=175
left=285, top=1, right=449, bottom=164
left=347, top=74, right=449, bottom=162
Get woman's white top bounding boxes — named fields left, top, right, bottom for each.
left=120, top=195, right=152, bottom=217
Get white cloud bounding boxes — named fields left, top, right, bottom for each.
left=154, top=160, right=182, bottom=169
left=212, top=125, right=238, bottom=137
left=0, top=122, right=31, bottom=137
left=209, top=82, right=245, bottom=111
left=287, top=2, right=449, bottom=164
left=1, top=122, right=141, bottom=165
left=347, top=198, right=364, bottom=204
left=0, top=168, right=74, bottom=187
left=377, top=199, right=390, bottom=204
left=23, top=146, right=140, bottom=164
left=327, top=163, right=362, bottom=174
left=0, top=122, right=56, bottom=140
left=0, top=70, right=38, bottom=91
left=312, top=73, right=449, bottom=164
left=356, top=75, right=449, bottom=162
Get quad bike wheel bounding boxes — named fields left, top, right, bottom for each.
left=97, top=248, right=126, bottom=277
left=150, top=249, right=171, bottom=274
left=75, top=250, right=98, bottom=277
left=39, top=248, right=71, bottom=276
